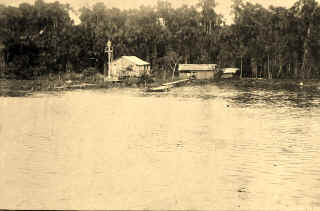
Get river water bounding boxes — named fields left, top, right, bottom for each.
left=1, top=83, right=320, bottom=210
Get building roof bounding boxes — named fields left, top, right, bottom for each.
left=122, top=56, right=150, bottom=66
left=223, top=68, right=239, bottom=74
left=178, top=64, right=217, bottom=72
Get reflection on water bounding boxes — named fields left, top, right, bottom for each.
left=0, top=83, right=320, bottom=210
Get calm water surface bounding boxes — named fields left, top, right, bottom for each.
left=0, top=83, right=320, bottom=209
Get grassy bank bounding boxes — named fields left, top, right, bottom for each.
left=0, top=71, right=161, bottom=96
left=215, top=78, right=320, bottom=91
left=2, top=74, right=320, bottom=97
left=2, top=72, right=146, bottom=88
left=179, top=77, right=320, bottom=91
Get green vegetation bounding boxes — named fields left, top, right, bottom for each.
left=0, top=0, right=320, bottom=81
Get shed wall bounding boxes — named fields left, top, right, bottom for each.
left=195, top=71, right=214, bottom=79
left=180, top=71, right=214, bottom=79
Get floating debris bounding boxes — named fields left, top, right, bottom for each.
left=238, top=187, right=248, bottom=193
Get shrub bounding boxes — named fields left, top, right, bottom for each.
left=83, top=67, right=98, bottom=78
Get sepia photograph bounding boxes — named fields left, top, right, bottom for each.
left=0, top=0, right=320, bottom=210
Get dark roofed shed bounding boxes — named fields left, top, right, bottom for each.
left=178, top=64, right=217, bottom=79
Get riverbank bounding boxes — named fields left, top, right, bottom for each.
left=0, top=79, right=145, bottom=97
left=0, top=71, right=148, bottom=96
left=217, top=78, right=320, bottom=92
left=1, top=76, right=320, bottom=97
left=186, top=78, right=320, bottom=92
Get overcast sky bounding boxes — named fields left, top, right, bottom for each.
left=0, top=0, right=314, bottom=24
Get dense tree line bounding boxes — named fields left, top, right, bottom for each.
left=0, top=0, right=320, bottom=79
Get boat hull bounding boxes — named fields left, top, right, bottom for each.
left=145, top=85, right=170, bottom=92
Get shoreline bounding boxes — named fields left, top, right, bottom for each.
left=1, top=77, right=320, bottom=97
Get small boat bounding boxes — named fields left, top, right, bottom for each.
left=145, top=85, right=170, bottom=92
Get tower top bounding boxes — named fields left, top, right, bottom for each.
left=107, top=40, right=111, bottom=48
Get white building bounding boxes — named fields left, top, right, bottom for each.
left=110, top=56, right=150, bottom=79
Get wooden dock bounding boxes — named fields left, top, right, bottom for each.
left=145, top=78, right=190, bottom=93
left=162, top=79, right=190, bottom=87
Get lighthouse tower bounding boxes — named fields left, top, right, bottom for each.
left=104, top=40, right=113, bottom=81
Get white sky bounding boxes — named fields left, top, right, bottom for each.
left=0, top=0, right=315, bottom=24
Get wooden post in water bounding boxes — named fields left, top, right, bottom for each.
left=240, top=56, right=243, bottom=79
